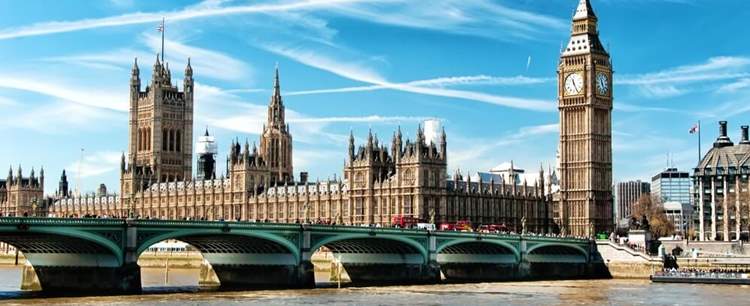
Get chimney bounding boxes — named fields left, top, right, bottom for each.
left=714, top=121, right=734, bottom=148
left=741, top=126, right=750, bottom=145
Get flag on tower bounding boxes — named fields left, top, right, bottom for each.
left=689, top=123, right=699, bottom=134
left=157, top=20, right=164, bottom=32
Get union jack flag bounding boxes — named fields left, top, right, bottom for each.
left=689, top=123, right=699, bottom=134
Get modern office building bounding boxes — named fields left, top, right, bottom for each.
left=652, top=168, right=691, bottom=206
left=663, top=201, right=693, bottom=236
left=615, top=180, right=650, bottom=221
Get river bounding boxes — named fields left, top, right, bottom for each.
left=0, top=266, right=747, bottom=305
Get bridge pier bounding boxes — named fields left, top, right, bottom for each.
left=341, top=262, right=440, bottom=285
left=32, top=263, right=141, bottom=294
left=208, top=262, right=314, bottom=289
left=440, top=263, right=519, bottom=281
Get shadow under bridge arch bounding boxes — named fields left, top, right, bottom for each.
left=436, top=239, right=520, bottom=281
left=137, top=229, right=306, bottom=289
left=311, top=234, right=438, bottom=285
left=0, top=228, right=130, bottom=293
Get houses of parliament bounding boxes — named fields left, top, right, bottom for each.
left=2, top=0, right=613, bottom=237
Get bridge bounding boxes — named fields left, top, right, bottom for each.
left=0, top=217, right=608, bottom=294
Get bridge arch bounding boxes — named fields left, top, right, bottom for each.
left=310, top=233, right=436, bottom=285
left=310, top=233, right=429, bottom=264
left=135, top=228, right=300, bottom=262
left=0, top=227, right=124, bottom=266
left=526, top=243, right=589, bottom=263
left=436, top=238, right=520, bottom=262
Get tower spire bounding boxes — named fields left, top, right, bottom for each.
left=158, top=17, right=165, bottom=62
left=573, top=0, right=597, bottom=21
left=274, top=63, right=280, bottom=93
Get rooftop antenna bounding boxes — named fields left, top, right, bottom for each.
left=157, top=17, right=165, bottom=62
left=76, top=148, right=84, bottom=197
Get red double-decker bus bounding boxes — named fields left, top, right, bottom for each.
left=391, top=215, right=421, bottom=228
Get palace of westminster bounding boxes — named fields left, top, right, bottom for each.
left=0, top=0, right=615, bottom=237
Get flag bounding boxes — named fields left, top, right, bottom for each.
left=157, top=21, right=164, bottom=32
left=689, top=123, right=699, bottom=134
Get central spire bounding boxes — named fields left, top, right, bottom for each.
left=273, top=63, right=281, bottom=102
left=573, top=0, right=596, bottom=21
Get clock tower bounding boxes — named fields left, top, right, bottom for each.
left=557, top=0, right=613, bottom=237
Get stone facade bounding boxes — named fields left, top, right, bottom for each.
left=0, top=166, right=45, bottom=217
left=48, top=54, right=552, bottom=231
left=693, top=121, right=750, bottom=241
left=556, top=0, right=614, bottom=236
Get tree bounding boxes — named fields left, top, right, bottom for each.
left=631, top=195, right=675, bottom=238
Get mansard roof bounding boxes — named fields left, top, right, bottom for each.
left=695, top=144, right=750, bottom=174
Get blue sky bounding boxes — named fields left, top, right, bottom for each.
left=1, top=0, right=749, bottom=195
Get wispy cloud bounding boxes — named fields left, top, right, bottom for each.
left=0, top=0, right=565, bottom=43
left=287, top=75, right=551, bottom=96
left=142, top=34, right=250, bottom=82
left=0, top=0, right=363, bottom=40
left=718, top=78, right=750, bottom=93
left=67, top=150, right=122, bottom=179
left=324, top=0, right=566, bottom=41
left=44, top=35, right=251, bottom=82
left=450, top=123, right=558, bottom=167
left=0, top=101, right=122, bottom=134
left=0, top=75, right=126, bottom=111
left=263, top=43, right=555, bottom=111
left=0, top=96, right=17, bottom=107
left=618, top=56, right=750, bottom=85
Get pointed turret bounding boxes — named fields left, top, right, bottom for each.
left=348, top=131, right=355, bottom=162
left=131, top=57, right=140, bottom=77
left=121, top=152, right=126, bottom=173
left=185, top=57, right=193, bottom=77
left=440, top=126, right=447, bottom=159
left=573, top=0, right=596, bottom=21
left=7, top=166, right=12, bottom=182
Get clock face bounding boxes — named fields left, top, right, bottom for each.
left=596, top=72, right=609, bottom=95
left=564, top=73, right=583, bottom=95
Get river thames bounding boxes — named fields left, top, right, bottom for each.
left=0, top=266, right=747, bottom=305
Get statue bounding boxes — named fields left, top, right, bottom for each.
left=639, top=215, right=650, bottom=231
left=521, top=217, right=527, bottom=235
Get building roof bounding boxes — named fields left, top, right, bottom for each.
left=573, top=0, right=596, bottom=21
left=695, top=122, right=750, bottom=175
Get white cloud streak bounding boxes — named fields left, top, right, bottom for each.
left=67, top=151, right=123, bottom=179
left=263, top=44, right=555, bottom=111
left=0, top=75, right=126, bottom=111
left=618, top=56, right=750, bottom=85
left=287, top=75, right=551, bottom=96
left=0, top=0, right=366, bottom=40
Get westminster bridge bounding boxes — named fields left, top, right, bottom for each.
left=0, top=217, right=608, bottom=294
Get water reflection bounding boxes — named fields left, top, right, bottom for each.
left=1, top=266, right=749, bottom=305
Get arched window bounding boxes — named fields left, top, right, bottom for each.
left=162, top=129, right=168, bottom=151
left=176, top=130, right=182, bottom=152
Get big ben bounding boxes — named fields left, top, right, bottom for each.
left=558, top=0, right=613, bottom=237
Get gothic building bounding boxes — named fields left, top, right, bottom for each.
left=0, top=166, right=45, bottom=217
left=557, top=0, right=614, bottom=236
left=48, top=54, right=552, bottom=232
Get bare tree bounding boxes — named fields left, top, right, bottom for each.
left=631, top=195, right=675, bottom=238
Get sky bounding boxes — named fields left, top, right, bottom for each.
left=1, top=0, right=749, bottom=195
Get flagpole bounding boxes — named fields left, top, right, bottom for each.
left=161, top=17, right=165, bottom=62
left=698, top=120, right=701, bottom=165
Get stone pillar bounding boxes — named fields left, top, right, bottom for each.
left=699, top=179, right=705, bottom=241
left=734, top=175, right=742, bottom=241
left=198, top=259, right=220, bottom=288
left=20, top=261, right=41, bottom=291
left=711, top=178, right=717, bottom=240
left=723, top=176, right=729, bottom=242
